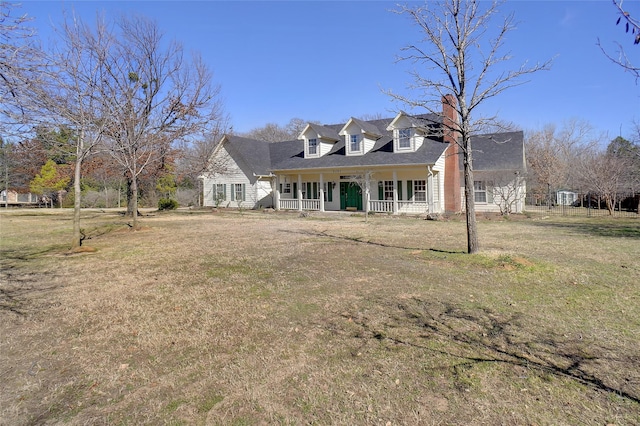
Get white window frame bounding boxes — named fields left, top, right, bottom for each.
left=398, top=128, right=411, bottom=149
left=384, top=181, right=394, bottom=200
left=350, top=134, right=361, bottom=153
left=474, top=181, right=487, bottom=203
left=283, top=182, right=291, bottom=194
left=308, top=138, right=318, bottom=156
left=414, top=180, right=426, bottom=202
left=232, top=183, right=245, bottom=202
left=215, top=184, right=225, bottom=200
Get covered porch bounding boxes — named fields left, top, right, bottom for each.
left=273, top=166, right=443, bottom=215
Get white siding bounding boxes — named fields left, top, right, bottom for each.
left=363, top=136, right=376, bottom=154
left=202, top=145, right=273, bottom=209
left=319, top=140, right=334, bottom=156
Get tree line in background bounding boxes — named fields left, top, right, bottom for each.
left=526, top=119, right=640, bottom=214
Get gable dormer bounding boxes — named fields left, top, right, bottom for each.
left=339, top=118, right=382, bottom=156
left=298, top=123, right=340, bottom=159
left=386, top=112, right=433, bottom=153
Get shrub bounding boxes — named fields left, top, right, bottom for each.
left=158, top=198, right=178, bottom=211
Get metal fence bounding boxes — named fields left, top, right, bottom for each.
left=524, top=193, right=639, bottom=218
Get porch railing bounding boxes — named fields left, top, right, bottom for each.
left=279, top=198, right=430, bottom=214
left=280, top=199, right=299, bottom=210
left=301, top=199, right=320, bottom=211
left=279, top=198, right=321, bottom=211
left=398, top=201, right=429, bottom=214
left=368, top=200, right=429, bottom=214
left=369, top=200, right=393, bottom=213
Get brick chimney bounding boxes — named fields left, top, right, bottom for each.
left=442, top=94, right=461, bottom=213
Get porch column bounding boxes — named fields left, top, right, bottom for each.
left=393, top=171, right=398, bottom=214
left=274, top=175, right=281, bottom=211
left=427, top=166, right=434, bottom=214
left=297, top=174, right=303, bottom=211
left=319, top=173, right=325, bottom=212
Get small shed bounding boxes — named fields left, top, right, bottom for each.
left=556, top=190, right=578, bottom=206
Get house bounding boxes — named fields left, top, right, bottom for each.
left=0, top=190, right=40, bottom=206
left=201, top=96, right=526, bottom=214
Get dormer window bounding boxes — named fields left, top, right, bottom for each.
left=308, top=138, right=317, bottom=155
left=350, top=134, right=361, bottom=152
left=398, top=129, right=411, bottom=149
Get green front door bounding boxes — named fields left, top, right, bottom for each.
left=340, top=182, right=363, bottom=210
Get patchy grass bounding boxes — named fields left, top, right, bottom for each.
left=0, top=208, right=639, bottom=425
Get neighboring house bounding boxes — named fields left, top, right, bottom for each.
left=201, top=96, right=527, bottom=214
left=0, top=190, right=40, bottom=206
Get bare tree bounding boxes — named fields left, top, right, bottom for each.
left=348, top=170, right=375, bottom=222
left=598, top=0, right=639, bottom=80
left=0, top=2, right=42, bottom=137
left=576, top=148, right=631, bottom=214
left=97, top=15, right=225, bottom=228
left=388, top=0, right=551, bottom=253
left=526, top=119, right=601, bottom=205
left=244, top=122, right=292, bottom=142
left=243, top=118, right=317, bottom=142
left=484, top=170, right=526, bottom=215
left=174, top=115, right=231, bottom=206
left=25, top=13, right=114, bottom=248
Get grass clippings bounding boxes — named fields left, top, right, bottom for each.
left=0, top=208, right=638, bottom=425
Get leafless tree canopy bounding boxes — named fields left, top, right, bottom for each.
left=86, top=14, right=226, bottom=227
left=0, top=2, right=42, bottom=136
left=388, top=0, right=551, bottom=253
left=242, top=118, right=315, bottom=143
left=525, top=119, right=602, bottom=201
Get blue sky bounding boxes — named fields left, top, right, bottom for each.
left=17, top=0, right=640, bottom=141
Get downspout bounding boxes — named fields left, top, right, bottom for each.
left=427, top=165, right=434, bottom=214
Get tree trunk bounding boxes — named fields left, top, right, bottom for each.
left=463, top=140, right=478, bottom=254
left=126, top=174, right=135, bottom=217
left=72, top=158, right=83, bottom=248
left=131, top=176, right=139, bottom=229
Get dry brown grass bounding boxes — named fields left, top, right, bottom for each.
left=1, top=208, right=639, bottom=425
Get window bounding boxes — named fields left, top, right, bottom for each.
left=384, top=181, right=394, bottom=200
left=350, top=134, right=361, bottom=152
left=323, top=182, right=333, bottom=202
left=215, top=184, right=226, bottom=201
left=398, top=128, right=411, bottom=149
left=308, top=138, right=317, bottom=155
left=231, top=183, right=245, bottom=202
left=283, top=183, right=291, bottom=194
left=474, top=181, right=486, bottom=203
left=303, top=182, right=319, bottom=199
left=413, top=180, right=426, bottom=202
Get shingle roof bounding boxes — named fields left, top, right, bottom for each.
left=223, top=135, right=272, bottom=176
left=305, top=123, right=340, bottom=141
left=269, top=136, right=449, bottom=171
left=346, top=117, right=383, bottom=137
left=464, top=131, right=526, bottom=172
left=219, top=122, right=525, bottom=176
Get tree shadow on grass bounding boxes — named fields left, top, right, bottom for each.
left=529, top=219, right=640, bottom=239
left=0, top=248, right=63, bottom=316
left=338, top=297, right=639, bottom=404
left=281, top=229, right=464, bottom=254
